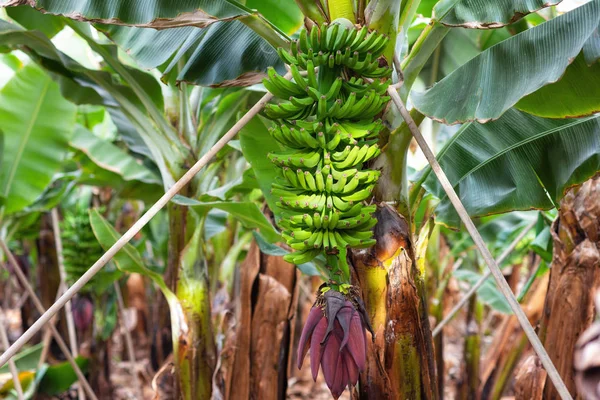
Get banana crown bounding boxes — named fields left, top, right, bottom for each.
left=280, top=24, right=392, bottom=78
left=262, top=23, right=392, bottom=277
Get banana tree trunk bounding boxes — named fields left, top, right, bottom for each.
left=151, top=201, right=187, bottom=371
left=221, top=238, right=299, bottom=399
left=526, top=177, right=600, bottom=399
left=175, top=221, right=216, bottom=400
left=349, top=111, right=436, bottom=399
left=351, top=202, right=437, bottom=399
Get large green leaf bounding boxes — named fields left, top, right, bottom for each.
left=0, top=344, right=43, bottom=374
left=0, top=21, right=180, bottom=185
left=88, top=209, right=187, bottom=367
left=3, top=0, right=260, bottom=27
left=411, top=1, right=600, bottom=124
left=0, top=63, right=76, bottom=214
left=400, top=1, right=558, bottom=99
left=422, top=109, right=600, bottom=228
left=172, top=195, right=281, bottom=243
left=70, top=125, right=161, bottom=185
left=99, top=21, right=285, bottom=86
left=99, top=20, right=285, bottom=87
left=38, top=357, right=88, bottom=395
left=5, top=4, right=65, bottom=37
left=245, top=0, right=302, bottom=34
left=70, top=125, right=163, bottom=202
left=239, top=115, right=282, bottom=217
left=1, top=0, right=302, bottom=87
left=515, top=53, right=600, bottom=118
left=434, top=0, right=561, bottom=28
left=584, top=25, right=600, bottom=64
left=161, top=21, right=283, bottom=87
left=88, top=209, right=174, bottom=299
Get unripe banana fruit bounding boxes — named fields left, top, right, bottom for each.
left=264, top=23, right=391, bottom=269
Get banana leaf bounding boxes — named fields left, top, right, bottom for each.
left=421, top=109, right=600, bottom=228
left=2, top=0, right=303, bottom=87
left=411, top=1, right=600, bottom=124
left=0, top=63, right=76, bottom=214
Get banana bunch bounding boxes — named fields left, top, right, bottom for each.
left=61, top=207, right=116, bottom=293
left=263, top=21, right=391, bottom=269
left=278, top=23, right=392, bottom=78
left=264, top=65, right=390, bottom=121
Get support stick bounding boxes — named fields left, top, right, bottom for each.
left=114, top=282, right=143, bottom=399
left=0, top=308, right=24, bottom=399
left=387, top=74, right=572, bottom=400
left=0, top=240, right=98, bottom=400
left=51, top=208, right=85, bottom=400
left=432, top=220, right=536, bottom=337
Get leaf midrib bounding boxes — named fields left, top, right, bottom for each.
left=92, top=210, right=172, bottom=296
left=3, top=78, right=51, bottom=199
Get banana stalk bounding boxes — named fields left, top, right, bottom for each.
left=365, top=0, right=401, bottom=63
left=328, top=0, right=356, bottom=23
left=294, top=0, right=328, bottom=25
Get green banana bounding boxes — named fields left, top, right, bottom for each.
left=283, top=167, right=300, bottom=187
left=332, top=174, right=348, bottom=193
left=309, top=25, right=320, bottom=52
left=315, top=170, right=325, bottom=191
left=284, top=248, right=320, bottom=264
left=304, top=170, right=317, bottom=191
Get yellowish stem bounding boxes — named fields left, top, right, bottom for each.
left=328, top=0, right=356, bottom=23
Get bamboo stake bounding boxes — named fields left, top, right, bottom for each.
left=51, top=208, right=86, bottom=400
left=39, top=282, right=65, bottom=367
left=113, top=282, right=143, bottom=399
left=386, top=64, right=572, bottom=400
left=432, top=219, right=536, bottom=337
left=0, top=308, right=24, bottom=400
left=0, top=75, right=285, bottom=368
left=0, top=240, right=98, bottom=400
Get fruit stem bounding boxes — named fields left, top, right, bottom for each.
left=327, top=0, right=356, bottom=23
left=326, top=251, right=350, bottom=288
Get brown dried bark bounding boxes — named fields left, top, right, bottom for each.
left=351, top=203, right=436, bottom=400
left=37, top=214, right=61, bottom=311
left=90, top=336, right=114, bottom=399
left=250, top=275, right=292, bottom=399
left=222, top=240, right=299, bottom=400
left=528, top=177, right=600, bottom=399
left=514, top=356, right=547, bottom=400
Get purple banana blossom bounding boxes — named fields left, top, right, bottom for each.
left=72, top=295, right=93, bottom=331
left=297, top=289, right=373, bottom=399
